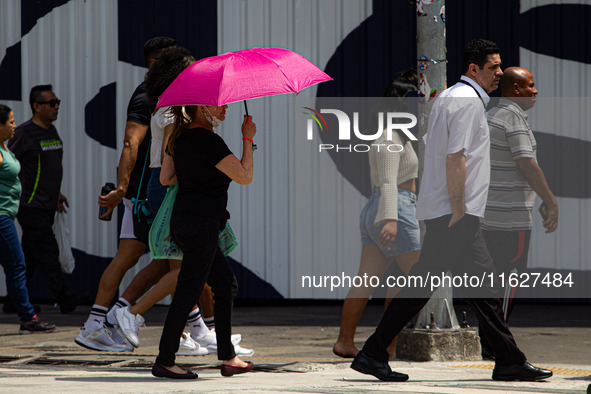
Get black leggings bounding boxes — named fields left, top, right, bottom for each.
left=156, top=214, right=237, bottom=366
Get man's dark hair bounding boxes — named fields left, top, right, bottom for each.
left=143, top=37, right=177, bottom=66
left=145, top=46, right=195, bottom=102
left=462, top=39, right=500, bottom=74
left=29, top=84, right=53, bottom=113
left=0, top=104, right=12, bottom=125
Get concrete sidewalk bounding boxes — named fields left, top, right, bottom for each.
left=0, top=303, right=589, bottom=393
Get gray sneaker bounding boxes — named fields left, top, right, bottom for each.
left=106, top=324, right=134, bottom=352
left=75, top=324, right=129, bottom=352
left=114, top=306, right=144, bottom=348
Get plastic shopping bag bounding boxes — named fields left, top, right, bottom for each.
left=218, top=221, right=238, bottom=256
left=149, top=184, right=182, bottom=260
left=53, top=212, right=75, bottom=274
left=148, top=184, right=238, bottom=259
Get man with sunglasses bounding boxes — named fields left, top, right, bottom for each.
left=7, top=85, right=88, bottom=314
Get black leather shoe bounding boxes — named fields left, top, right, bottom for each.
left=351, top=350, right=409, bottom=382
left=492, top=362, right=552, bottom=381
left=151, top=363, right=198, bottom=379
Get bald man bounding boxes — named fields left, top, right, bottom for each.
left=480, top=67, right=558, bottom=359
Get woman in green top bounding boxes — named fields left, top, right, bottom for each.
left=0, top=104, right=54, bottom=334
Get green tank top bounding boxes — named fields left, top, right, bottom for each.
left=0, top=145, right=22, bottom=218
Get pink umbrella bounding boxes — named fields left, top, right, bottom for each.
left=156, top=47, right=332, bottom=114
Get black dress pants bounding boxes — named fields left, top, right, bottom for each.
left=479, top=229, right=532, bottom=353
left=16, top=207, right=70, bottom=302
left=156, top=213, right=237, bottom=366
left=362, top=214, right=526, bottom=366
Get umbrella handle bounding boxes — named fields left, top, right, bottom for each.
left=243, top=100, right=249, bottom=117
left=242, top=100, right=257, bottom=151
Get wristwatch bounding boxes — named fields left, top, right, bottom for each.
left=243, top=137, right=257, bottom=151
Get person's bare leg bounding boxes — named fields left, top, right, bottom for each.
left=385, top=250, right=419, bottom=302
left=334, top=298, right=369, bottom=358
left=384, top=249, right=420, bottom=358
left=199, top=284, right=214, bottom=319
left=333, top=245, right=391, bottom=358
left=223, top=356, right=249, bottom=367
left=93, top=239, right=146, bottom=306
left=129, top=259, right=182, bottom=316
left=119, top=259, right=171, bottom=305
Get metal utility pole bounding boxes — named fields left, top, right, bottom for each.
left=397, top=1, right=480, bottom=361
left=415, top=0, right=459, bottom=330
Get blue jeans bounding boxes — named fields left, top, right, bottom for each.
left=0, top=216, right=35, bottom=322
left=147, top=168, right=169, bottom=217
left=360, top=187, right=421, bottom=257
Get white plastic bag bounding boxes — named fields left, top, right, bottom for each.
left=53, top=212, right=75, bottom=274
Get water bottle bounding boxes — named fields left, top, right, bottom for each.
left=99, top=182, right=117, bottom=221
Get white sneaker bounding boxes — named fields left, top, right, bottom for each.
left=194, top=329, right=241, bottom=350
left=194, top=329, right=252, bottom=356
left=176, top=332, right=209, bottom=356
left=74, top=324, right=130, bottom=352
left=114, top=306, right=144, bottom=348
left=106, top=324, right=135, bottom=352
left=234, top=344, right=255, bottom=357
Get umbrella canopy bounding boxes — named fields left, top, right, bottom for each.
left=156, top=47, right=332, bottom=108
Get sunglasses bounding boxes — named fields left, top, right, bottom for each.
left=37, top=99, right=61, bottom=107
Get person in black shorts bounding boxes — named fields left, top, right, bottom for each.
left=75, top=37, right=177, bottom=352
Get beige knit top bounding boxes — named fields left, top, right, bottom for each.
left=369, top=131, right=418, bottom=224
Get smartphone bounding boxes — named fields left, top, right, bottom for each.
left=538, top=202, right=548, bottom=220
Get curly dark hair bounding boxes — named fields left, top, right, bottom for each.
left=145, top=46, right=195, bottom=102
left=462, top=39, right=500, bottom=74
left=0, top=104, right=12, bottom=125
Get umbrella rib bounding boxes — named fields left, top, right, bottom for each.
left=217, top=56, right=234, bottom=106
left=255, top=52, right=298, bottom=92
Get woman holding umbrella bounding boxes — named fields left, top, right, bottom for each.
left=152, top=104, right=256, bottom=379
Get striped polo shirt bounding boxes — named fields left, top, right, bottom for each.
left=482, top=99, right=537, bottom=231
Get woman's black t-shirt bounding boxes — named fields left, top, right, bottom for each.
left=172, top=127, right=233, bottom=220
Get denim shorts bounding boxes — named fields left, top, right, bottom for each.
left=360, top=187, right=421, bottom=258
left=147, top=168, right=169, bottom=217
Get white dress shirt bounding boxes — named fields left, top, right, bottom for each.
left=416, top=76, right=491, bottom=220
